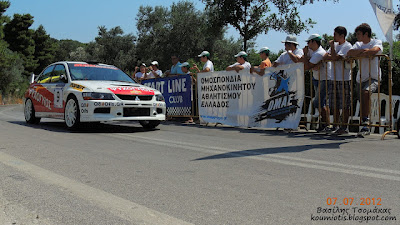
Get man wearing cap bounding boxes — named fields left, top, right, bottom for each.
left=302, top=33, right=332, bottom=132
left=179, top=62, right=192, bottom=75
left=165, top=54, right=184, bottom=76
left=226, top=51, right=251, bottom=72
left=194, top=51, right=214, bottom=73
left=273, top=35, right=303, bottom=67
left=145, top=61, right=163, bottom=79
left=250, top=47, right=272, bottom=76
left=347, top=23, right=383, bottom=136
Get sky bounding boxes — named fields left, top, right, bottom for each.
left=5, top=0, right=398, bottom=53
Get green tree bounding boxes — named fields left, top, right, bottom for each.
left=3, top=13, right=38, bottom=76
left=33, top=25, right=57, bottom=74
left=203, top=0, right=339, bottom=51
left=0, top=1, right=26, bottom=98
left=321, top=33, right=333, bottom=50
left=69, top=46, right=91, bottom=61
left=0, top=0, right=10, bottom=39
left=53, top=39, right=86, bottom=62
left=88, top=26, right=137, bottom=72
left=0, top=41, right=24, bottom=96
left=136, top=1, right=224, bottom=71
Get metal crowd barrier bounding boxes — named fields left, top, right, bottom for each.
left=300, top=54, right=398, bottom=140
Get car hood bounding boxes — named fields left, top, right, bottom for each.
left=70, top=81, right=159, bottom=95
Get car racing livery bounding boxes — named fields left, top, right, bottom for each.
left=24, top=61, right=166, bottom=129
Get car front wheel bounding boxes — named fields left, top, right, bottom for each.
left=64, top=96, right=80, bottom=129
left=24, top=98, right=41, bottom=124
left=139, top=120, right=160, bottom=130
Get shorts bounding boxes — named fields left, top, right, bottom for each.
left=355, top=79, right=379, bottom=100
left=312, top=79, right=330, bottom=108
left=329, top=81, right=351, bottom=110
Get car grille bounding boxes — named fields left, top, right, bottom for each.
left=116, top=94, right=153, bottom=101
left=94, top=108, right=110, bottom=114
left=123, top=108, right=150, bottom=117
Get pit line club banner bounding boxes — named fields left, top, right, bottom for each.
left=197, top=63, right=305, bottom=129
left=142, top=74, right=192, bottom=116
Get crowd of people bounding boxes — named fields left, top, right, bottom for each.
left=132, top=23, right=383, bottom=136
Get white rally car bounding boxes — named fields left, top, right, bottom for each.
left=24, top=61, right=166, bottom=129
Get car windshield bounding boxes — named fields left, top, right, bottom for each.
left=68, top=63, right=135, bottom=83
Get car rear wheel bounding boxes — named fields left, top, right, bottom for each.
left=24, top=98, right=41, bottom=124
left=65, top=96, right=81, bottom=129
left=139, top=120, right=160, bottom=130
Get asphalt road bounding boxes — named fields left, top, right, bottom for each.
left=0, top=104, right=399, bottom=225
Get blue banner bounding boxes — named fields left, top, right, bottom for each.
left=142, top=75, right=192, bottom=116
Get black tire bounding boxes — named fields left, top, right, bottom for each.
left=24, top=98, right=41, bottom=124
left=397, top=119, right=400, bottom=139
left=64, top=96, right=81, bottom=129
left=139, top=120, right=160, bottom=129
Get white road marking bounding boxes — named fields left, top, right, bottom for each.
left=110, top=133, right=400, bottom=182
left=0, top=151, right=193, bottom=225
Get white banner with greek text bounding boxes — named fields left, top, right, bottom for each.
left=197, top=63, right=305, bottom=129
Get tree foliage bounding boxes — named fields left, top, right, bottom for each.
left=53, top=39, right=86, bottom=62
left=135, top=1, right=225, bottom=71
left=0, top=0, right=10, bottom=39
left=33, top=25, right=57, bottom=74
left=88, top=26, right=137, bottom=72
left=0, top=40, right=24, bottom=95
left=0, top=1, right=25, bottom=97
left=3, top=13, right=38, bottom=76
left=203, top=0, right=339, bottom=51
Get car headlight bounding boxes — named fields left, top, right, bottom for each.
left=155, top=94, right=165, bottom=102
left=82, top=92, right=115, bottom=100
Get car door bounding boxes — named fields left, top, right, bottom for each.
left=49, top=64, right=68, bottom=117
left=31, top=65, right=55, bottom=113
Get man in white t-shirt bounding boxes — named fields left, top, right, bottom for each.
left=194, top=51, right=214, bottom=73
left=347, top=23, right=383, bottom=136
left=273, top=35, right=304, bottom=67
left=302, top=34, right=331, bottom=132
left=226, top=51, right=251, bottom=72
left=323, top=26, right=353, bottom=135
left=145, top=61, right=163, bottom=79
left=134, top=63, right=148, bottom=83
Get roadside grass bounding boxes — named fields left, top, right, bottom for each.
left=0, top=94, right=23, bottom=105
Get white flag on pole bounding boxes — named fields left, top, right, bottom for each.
left=369, top=0, right=396, bottom=45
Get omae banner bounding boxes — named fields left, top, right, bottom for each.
left=197, top=63, right=305, bottom=129
left=142, top=75, right=192, bottom=116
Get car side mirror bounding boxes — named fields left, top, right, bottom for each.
left=29, top=73, right=36, bottom=84
left=60, top=74, right=68, bottom=83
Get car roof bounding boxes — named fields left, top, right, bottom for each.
left=52, top=61, right=115, bottom=67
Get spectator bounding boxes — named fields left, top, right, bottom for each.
left=301, top=34, right=332, bottom=132
left=165, top=55, right=184, bottom=76
left=323, top=26, right=352, bottom=135
left=226, top=51, right=251, bottom=72
left=179, top=62, right=195, bottom=81
left=250, top=47, right=272, bottom=76
left=133, top=63, right=148, bottom=83
left=179, top=62, right=196, bottom=125
left=145, top=61, right=163, bottom=79
left=193, top=51, right=214, bottom=73
left=273, top=35, right=304, bottom=67
left=347, top=23, right=383, bottom=136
